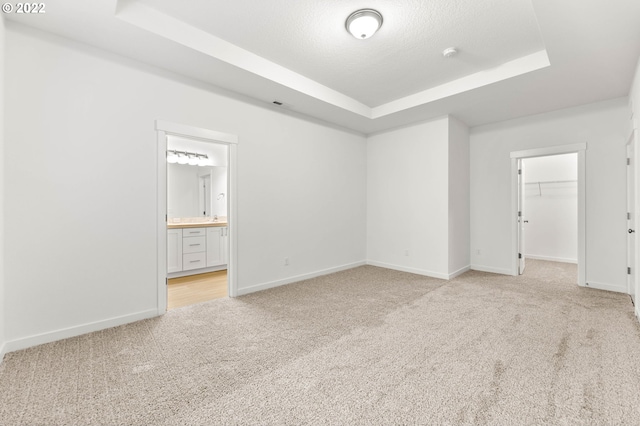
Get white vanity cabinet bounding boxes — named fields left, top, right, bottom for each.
left=167, top=228, right=183, bottom=273
left=206, top=226, right=228, bottom=267
left=168, top=225, right=227, bottom=276
left=182, top=230, right=207, bottom=271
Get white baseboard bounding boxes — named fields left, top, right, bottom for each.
left=0, top=341, right=6, bottom=364
left=524, top=254, right=577, bottom=264
left=470, top=264, right=514, bottom=276
left=236, top=261, right=366, bottom=296
left=448, top=265, right=471, bottom=279
left=583, top=281, right=626, bottom=294
left=2, top=309, right=159, bottom=355
left=366, top=260, right=449, bottom=280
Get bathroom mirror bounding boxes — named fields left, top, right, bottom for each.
left=167, top=163, right=227, bottom=219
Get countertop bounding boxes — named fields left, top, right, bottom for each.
left=167, top=221, right=227, bottom=229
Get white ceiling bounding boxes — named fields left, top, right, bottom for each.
left=135, top=0, right=545, bottom=107
left=5, top=0, right=640, bottom=134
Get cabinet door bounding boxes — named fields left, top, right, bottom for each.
left=167, top=229, right=183, bottom=273
left=206, top=227, right=225, bottom=267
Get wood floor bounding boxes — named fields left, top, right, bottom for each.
left=168, top=270, right=227, bottom=310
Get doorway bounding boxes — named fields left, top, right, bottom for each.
left=156, top=120, right=238, bottom=314
left=166, top=136, right=228, bottom=309
left=520, top=153, right=579, bottom=274
left=510, top=143, right=586, bottom=286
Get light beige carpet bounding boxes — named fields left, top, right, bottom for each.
left=1, top=260, right=639, bottom=425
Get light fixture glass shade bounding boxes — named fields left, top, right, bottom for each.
left=177, top=153, right=189, bottom=164
left=167, top=151, right=179, bottom=163
left=197, top=156, right=211, bottom=167
left=346, top=9, right=383, bottom=39
left=187, top=154, right=199, bottom=166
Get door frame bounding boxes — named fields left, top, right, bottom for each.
left=510, top=143, right=586, bottom=286
left=517, top=158, right=526, bottom=274
left=155, top=120, right=238, bottom=314
left=628, top=127, right=639, bottom=311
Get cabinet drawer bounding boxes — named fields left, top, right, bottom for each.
left=183, top=252, right=206, bottom=270
left=182, top=228, right=206, bottom=237
left=183, top=236, right=206, bottom=254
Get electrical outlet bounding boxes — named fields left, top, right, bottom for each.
left=284, top=257, right=289, bottom=266
left=404, top=250, right=409, bottom=256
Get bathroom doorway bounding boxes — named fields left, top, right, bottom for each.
left=165, top=136, right=229, bottom=309
left=156, top=121, right=238, bottom=313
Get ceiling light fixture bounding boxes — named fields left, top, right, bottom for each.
left=345, top=9, right=383, bottom=40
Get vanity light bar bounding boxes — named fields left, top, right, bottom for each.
left=166, top=150, right=210, bottom=166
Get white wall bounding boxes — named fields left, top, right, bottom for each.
left=0, top=15, right=6, bottom=358
left=471, top=98, right=629, bottom=292
left=167, top=163, right=200, bottom=218
left=523, top=153, right=577, bottom=263
left=367, top=116, right=470, bottom=279
left=4, top=24, right=366, bottom=350
left=367, top=118, right=449, bottom=277
left=210, top=166, right=227, bottom=217
left=448, top=117, right=470, bottom=275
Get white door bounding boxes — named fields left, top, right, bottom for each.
left=628, top=131, right=636, bottom=304
left=518, top=159, right=526, bottom=274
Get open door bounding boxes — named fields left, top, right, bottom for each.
left=518, top=159, right=526, bottom=274
left=628, top=131, right=636, bottom=304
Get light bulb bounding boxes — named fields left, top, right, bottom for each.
left=187, top=154, right=199, bottom=166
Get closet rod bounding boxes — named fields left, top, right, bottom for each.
left=524, top=179, right=577, bottom=196
left=524, top=179, right=577, bottom=185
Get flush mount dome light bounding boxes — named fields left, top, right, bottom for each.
left=346, top=9, right=383, bottom=39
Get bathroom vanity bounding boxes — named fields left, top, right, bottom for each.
left=167, top=221, right=228, bottom=277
